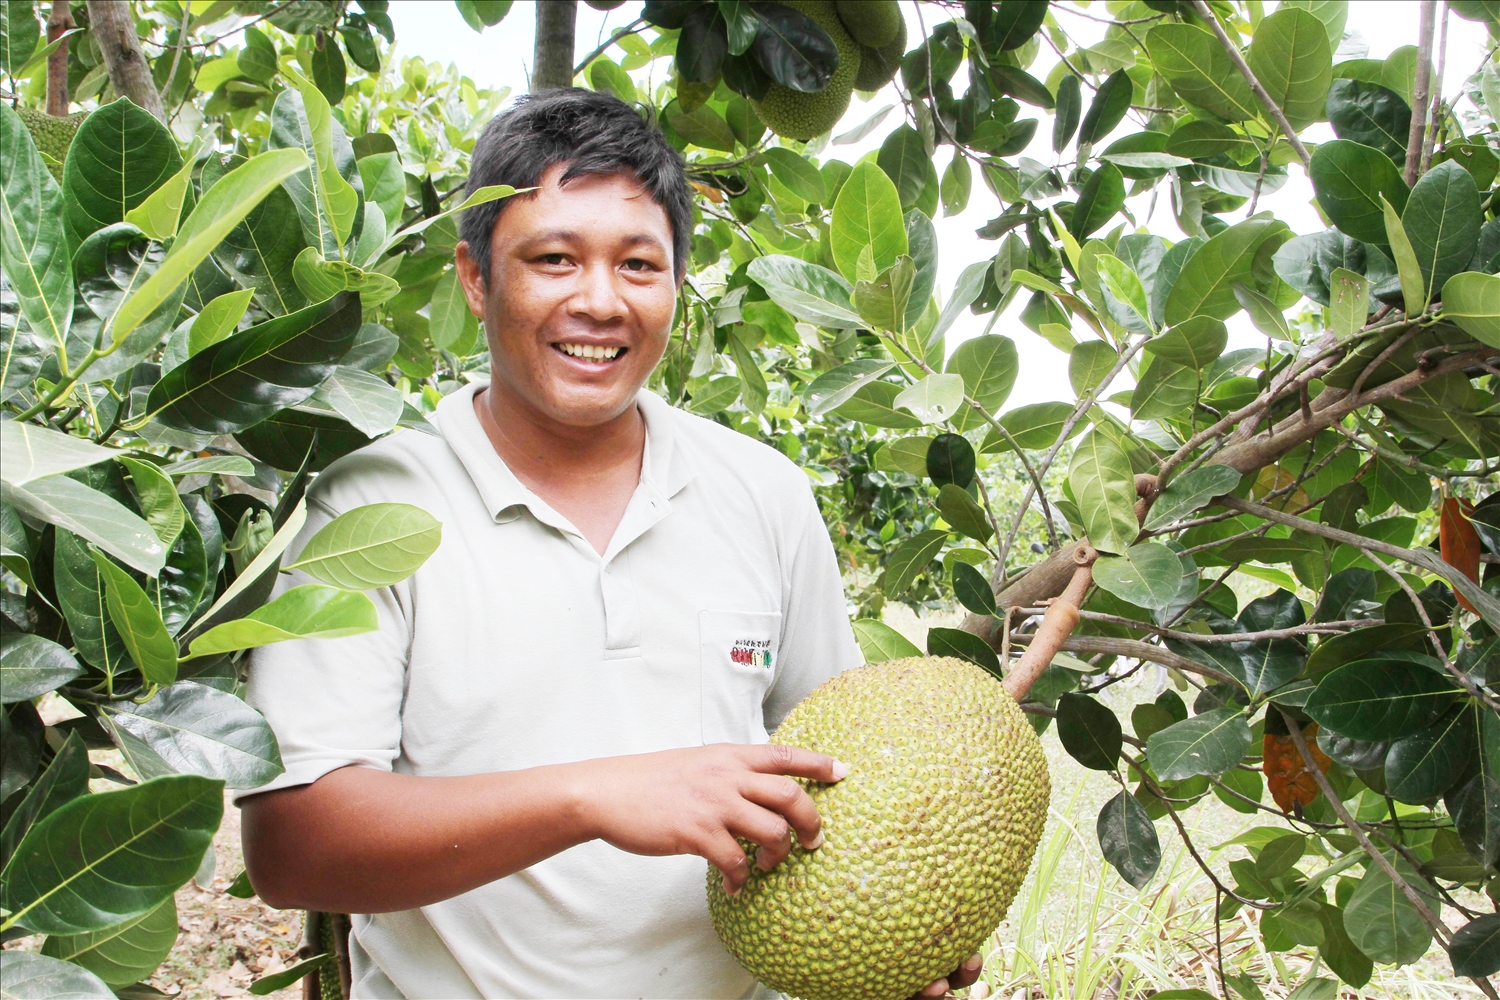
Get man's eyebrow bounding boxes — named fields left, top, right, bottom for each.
left=516, top=231, right=669, bottom=254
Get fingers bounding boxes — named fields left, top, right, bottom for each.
left=948, top=954, right=983, bottom=990
left=723, top=799, right=794, bottom=873
left=701, top=829, right=751, bottom=896
left=746, top=743, right=849, bottom=784
left=915, top=977, right=948, bottom=998
left=738, top=772, right=824, bottom=852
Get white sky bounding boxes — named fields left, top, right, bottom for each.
left=385, top=1, right=1494, bottom=408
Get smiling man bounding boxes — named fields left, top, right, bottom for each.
left=239, top=89, right=979, bottom=999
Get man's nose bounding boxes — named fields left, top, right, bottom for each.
left=569, top=261, right=629, bottom=323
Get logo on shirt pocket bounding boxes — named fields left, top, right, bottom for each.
left=730, top=638, right=773, bottom=667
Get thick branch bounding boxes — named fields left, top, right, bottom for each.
left=85, top=0, right=165, bottom=121
left=1190, top=0, right=1311, bottom=170
left=46, top=2, right=72, bottom=115
left=1405, top=1, right=1437, bottom=185
left=531, top=0, right=578, bottom=91
left=1010, top=633, right=1239, bottom=687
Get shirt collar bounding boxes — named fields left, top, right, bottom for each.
left=433, top=380, right=696, bottom=525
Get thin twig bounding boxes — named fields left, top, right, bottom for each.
left=571, top=19, right=646, bottom=76
left=1190, top=1, right=1312, bottom=170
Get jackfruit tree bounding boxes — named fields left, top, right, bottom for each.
left=2, top=1, right=1500, bottom=998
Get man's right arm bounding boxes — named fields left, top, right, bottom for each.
left=242, top=743, right=846, bottom=913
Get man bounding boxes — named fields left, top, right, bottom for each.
left=241, top=88, right=981, bottom=999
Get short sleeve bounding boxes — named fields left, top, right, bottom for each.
left=764, top=483, right=861, bottom=731
left=235, top=495, right=412, bottom=805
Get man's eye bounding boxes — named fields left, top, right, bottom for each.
left=623, top=258, right=657, bottom=272
left=537, top=253, right=568, bottom=265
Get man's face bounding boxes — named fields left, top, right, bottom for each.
left=456, top=164, right=679, bottom=429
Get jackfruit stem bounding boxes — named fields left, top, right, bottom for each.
left=1002, top=546, right=1096, bottom=702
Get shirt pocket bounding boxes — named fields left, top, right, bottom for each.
left=700, top=609, right=782, bottom=746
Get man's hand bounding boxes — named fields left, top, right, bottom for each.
left=574, top=743, right=847, bottom=895
left=913, top=953, right=984, bottom=998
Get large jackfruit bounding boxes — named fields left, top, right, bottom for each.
left=853, top=16, right=906, bottom=92
left=707, top=656, right=1050, bottom=1000
left=752, top=0, right=860, bottom=141
left=16, top=107, right=87, bottom=181
left=836, top=0, right=901, bottom=48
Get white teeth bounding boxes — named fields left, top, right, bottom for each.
left=559, top=343, right=621, bottom=360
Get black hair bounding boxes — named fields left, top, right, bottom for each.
left=460, top=87, right=693, bottom=282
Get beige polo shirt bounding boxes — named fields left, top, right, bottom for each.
left=242, top=381, right=861, bottom=999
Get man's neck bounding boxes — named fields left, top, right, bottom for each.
left=472, top=381, right=646, bottom=554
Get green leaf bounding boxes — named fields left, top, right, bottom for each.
left=1093, top=542, right=1185, bottom=611
left=1343, top=854, right=1436, bottom=966
left=1305, top=657, right=1461, bottom=740
left=893, top=373, right=964, bottom=424
left=41, top=895, right=178, bottom=988
left=118, top=457, right=185, bottom=549
left=357, top=151, right=406, bottom=230
left=1078, top=70, right=1133, bottom=146
left=1, top=774, right=223, bottom=935
left=1097, top=789, right=1160, bottom=888
left=0, top=422, right=114, bottom=487
left=876, top=126, right=927, bottom=210
left=1070, top=163, right=1125, bottom=240
left=988, top=64, right=1054, bottom=110
left=831, top=161, right=908, bottom=283
left=937, top=484, right=992, bottom=544
left=109, top=148, right=312, bottom=350
left=666, top=100, right=736, bottom=152
left=1163, top=215, right=1289, bottom=325
left=189, top=288, right=255, bottom=357
left=1401, top=160, right=1481, bottom=303
left=1381, top=192, right=1426, bottom=316
left=926, top=433, right=976, bottom=490
left=1144, top=316, right=1228, bottom=370
left=1232, top=282, right=1291, bottom=340
left=214, top=180, right=309, bottom=318
left=985, top=401, right=1081, bottom=452
left=728, top=335, right=767, bottom=415
left=882, top=529, right=947, bottom=598
left=1310, top=140, right=1408, bottom=246
left=149, top=293, right=361, bottom=434
left=374, top=184, right=516, bottom=262
left=1144, top=23, right=1258, bottom=123
left=0, top=951, right=116, bottom=997
left=1326, top=78, right=1411, bottom=160
left=951, top=560, right=997, bottom=616
left=250, top=952, right=334, bottom=995
left=940, top=153, right=972, bottom=217
left=926, top=626, right=1001, bottom=676
left=124, top=142, right=199, bottom=241
left=186, top=583, right=378, bottom=658
left=1052, top=74, right=1082, bottom=151
left=1451, top=913, right=1500, bottom=977
left=1057, top=692, right=1122, bottom=771
left=105, top=682, right=283, bottom=790
left=1328, top=267, right=1370, bottom=338
left=1385, top=705, right=1476, bottom=803
left=309, top=366, right=404, bottom=439
left=4, top=475, right=167, bottom=576
left=874, top=436, right=934, bottom=477
left=834, top=381, right=923, bottom=428
left=292, top=246, right=401, bottom=307
left=1256, top=833, right=1306, bottom=880
left=1131, top=359, right=1197, bottom=422
left=90, top=549, right=178, bottom=686
left=0, top=105, right=71, bottom=354
left=270, top=86, right=360, bottom=257
left=1070, top=340, right=1117, bottom=396
left=0, top=1, right=39, bottom=73
left=1096, top=254, right=1153, bottom=332
left=0, top=732, right=88, bottom=871
left=852, top=618, right=922, bottom=663
left=1147, top=707, right=1252, bottom=780
left=687, top=376, right=741, bottom=415
left=1067, top=430, right=1139, bottom=555
left=62, top=97, right=182, bottom=248
left=0, top=633, right=82, bottom=703
left=1245, top=8, right=1333, bottom=128
left=1443, top=270, right=1500, bottom=347
left=746, top=255, right=861, bottom=329
left=1318, top=904, right=1373, bottom=988
left=853, top=256, right=915, bottom=331
left=946, top=334, right=1017, bottom=430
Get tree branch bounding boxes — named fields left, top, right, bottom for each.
left=532, top=0, right=578, bottom=91
left=1009, top=633, right=1239, bottom=687
left=46, top=1, right=73, bottom=115
left=1190, top=0, right=1311, bottom=171
left=85, top=0, right=166, bottom=121
left=1405, top=0, right=1437, bottom=185
left=572, top=19, right=645, bottom=77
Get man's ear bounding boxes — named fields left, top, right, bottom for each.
left=454, top=241, right=488, bottom=318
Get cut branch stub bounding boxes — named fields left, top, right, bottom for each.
left=1004, top=544, right=1096, bottom=701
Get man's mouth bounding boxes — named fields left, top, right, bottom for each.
left=554, top=342, right=625, bottom=362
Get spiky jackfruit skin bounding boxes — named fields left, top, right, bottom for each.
left=836, top=0, right=900, bottom=47
left=16, top=107, right=87, bottom=181
left=853, top=16, right=907, bottom=92
left=707, top=656, right=1050, bottom=1000
left=751, top=0, right=860, bottom=141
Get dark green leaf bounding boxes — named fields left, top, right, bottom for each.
left=1069, top=340, right=1116, bottom=397
left=0, top=632, right=81, bottom=703
left=1163, top=216, right=1289, bottom=325
left=762, top=147, right=826, bottom=204
left=1326, top=78, right=1410, bottom=159
left=926, top=626, right=1001, bottom=676
left=951, top=560, right=997, bottom=616
left=1343, top=854, right=1437, bottom=966
left=1165, top=120, right=1254, bottom=160
left=62, top=98, right=182, bottom=248
left=0, top=731, right=88, bottom=870
left=1244, top=7, right=1333, bottom=128
left=677, top=4, right=727, bottom=83
left=1078, top=71, right=1132, bottom=147
left=2, top=774, right=223, bottom=935
left=1314, top=568, right=1377, bottom=622
left=0, top=951, right=116, bottom=998
left=269, top=88, right=361, bottom=258
left=65, top=223, right=187, bottom=382
left=1070, top=163, right=1125, bottom=240
left=937, top=484, right=992, bottom=545
left=1305, top=656, right=1461, bottom=740
left=1146, top=706, right=1252, bottom=780
left=41, top=895, right=178, bottom=989
left=1256, top=833, right=1306, bottom=880
left=926, top=433, right=975, bottom=490
left=91, top=549, right=178, bottom=686
left=903, top=210, right=937, bottom=329
left=1401, top=159, right=1481, bottom=302
left=1144, top=22, right=1257, bottom=122
left=990, top=0, right=1046, bottom=50
left=311, top=34, right=346, bottom=104
left=1451, top=913, right=1500, bottom=977
left=877, top=125, right=927, bottom=211
left=1097, top=789, right=1160, bottom=888
left=214, top=182, right=309, bottom=317
left=249, top=952, right=333, bottom=995
left=988, top=64, right=1053, bottom=109
left=1144, top=315, right=1228, bottom=370
left=882, top=529, right=947, bottom=598
left=1318, top=904, right=1373, bottom=987
left=1052, top=74, right=1081, bottom=152
left=0, top=105, right=71, bottom=365
left=984, top=401, right=1080, bottom=452
left=148, top=293, right=361, bottom=434
left=1144, top=465, right=1241, bottom=531
left=0, top=2, right=40, bottom=73
left=1057, top=692, right=1122, bottom=771
left=53, top=526, right=126, bottom=673
left=1310, top=139, right=1409, bottom=245
left=1385, top=704, right=1477, bottom=803
left=1093, top=542, right=1185, bottom=611
left=105, top=682, right=283, bottom=790
left=748, top=0, right=838, bottom=92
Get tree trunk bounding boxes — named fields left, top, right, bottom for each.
left=85, top=0, right=165, bottom=121
left=531, top=0, right=577, bottom=91
left=1404, top=0, right=1437, bottom=185
left=46, top=2, right=73, bottom=116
